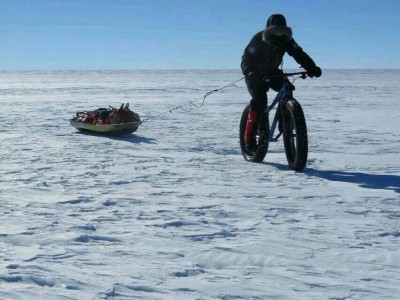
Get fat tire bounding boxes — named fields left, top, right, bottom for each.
left=281, top=99, right=308, bottom=171
left=239, top=104, right=269, bottom=162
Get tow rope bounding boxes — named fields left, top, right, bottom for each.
left=141, top=76, right=245, bottom=123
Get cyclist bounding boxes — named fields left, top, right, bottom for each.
left=241, top=13, right=321, bottom=152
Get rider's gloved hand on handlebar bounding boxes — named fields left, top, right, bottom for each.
left=307, top=66, right=322, bottom=78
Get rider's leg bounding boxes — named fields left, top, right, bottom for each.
left=244, top=106, right=259, bottom=147
left=244, top=77, right=268, bottom=151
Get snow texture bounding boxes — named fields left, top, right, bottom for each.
left=0, top=70, right=399, bottom=299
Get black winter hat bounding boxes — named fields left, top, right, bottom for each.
left=266, top=14, right=287, bottom=27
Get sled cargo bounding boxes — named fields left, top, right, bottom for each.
left=70, top=103, right=141, bottom=134
left=70, top=119, right=140, bottom=134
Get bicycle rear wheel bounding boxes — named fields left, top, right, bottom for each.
left=281, top=99, right=308, bottom=171
left=239, top=104, right=269, bottom=162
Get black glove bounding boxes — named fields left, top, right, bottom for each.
left=246, top=71, right=262, bottom=86
left=307, top=66, right=322, bottom=78
left=247, top=71, right=261, bottom=80
left=245, top=72, right=263, bottom=96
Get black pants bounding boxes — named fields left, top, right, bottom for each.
left=245, top=71, right=284, bottom=113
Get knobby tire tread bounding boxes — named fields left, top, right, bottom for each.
left=282, top=99, right=308, bottom=171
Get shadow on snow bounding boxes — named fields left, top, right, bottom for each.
left=108, top=134, right=157, bottom=144
left=74, top=131, right=156, bottom=144
left=304, top=168, right=400, bottom=193
left=266, top=162, right=400, bottom=193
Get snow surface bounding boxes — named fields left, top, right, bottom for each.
left=0, top=69, right=399, bottom=299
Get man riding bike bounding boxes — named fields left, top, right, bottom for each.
left=241, top=13, right=322, bottom=152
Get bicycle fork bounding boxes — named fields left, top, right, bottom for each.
left=268, top=98, right=291, bottom=142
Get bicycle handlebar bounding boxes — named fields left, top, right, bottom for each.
left=284, top=71, right=307, bottom=77
left=264, top=71, right=307, bottom=81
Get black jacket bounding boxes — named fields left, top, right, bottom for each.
left=241, top=26, right=317, bottom=76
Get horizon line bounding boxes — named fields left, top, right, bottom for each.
left=1, top=68, right=399, bottom=72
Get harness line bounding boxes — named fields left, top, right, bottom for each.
left=141, top=76, right=245, bottom=123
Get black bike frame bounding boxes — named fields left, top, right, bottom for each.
left=266, top=72, right=306, bottom=142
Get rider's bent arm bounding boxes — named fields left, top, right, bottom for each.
left=286, top=38, right=317, bottom=71
left=240, top=33, right=261, bottom=76
left=241, top=47, right=257, bottom=76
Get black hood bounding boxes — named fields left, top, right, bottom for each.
left=262, top=25, right=293, bottom=45
left=266, top=14, right=287, bottom=28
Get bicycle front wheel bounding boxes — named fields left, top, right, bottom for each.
left=281, top=98, right=308, bottom=171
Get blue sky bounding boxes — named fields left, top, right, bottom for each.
left=0, top=0, right=399, bottom=70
